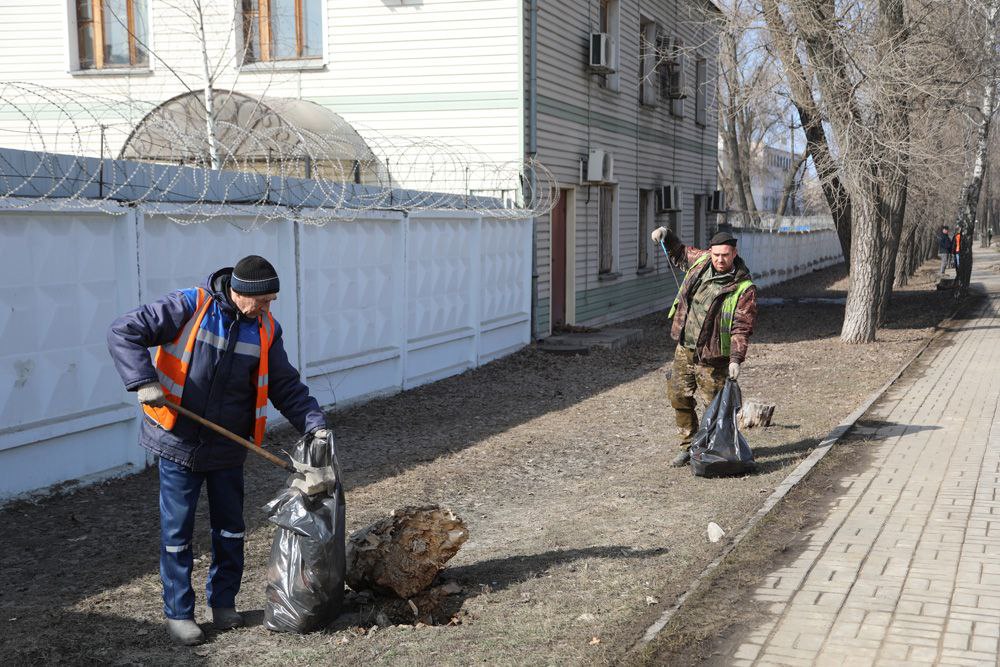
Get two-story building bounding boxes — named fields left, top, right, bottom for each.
left=0, top=0, right=720, bottom=337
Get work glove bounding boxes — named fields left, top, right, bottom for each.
left=312, top=428, right=331, bottom=441
left=651, top=226, right=670, bottom=243
left=728, top=362, right=741, bottom=380
left=136, top=382, right=167, bottom=407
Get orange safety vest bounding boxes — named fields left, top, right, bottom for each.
left=143, top=288, right=274, bottom=445
left=953, top=232, right=962, bottom=252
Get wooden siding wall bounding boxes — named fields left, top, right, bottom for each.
left=528, top=0, right=719, bottom=335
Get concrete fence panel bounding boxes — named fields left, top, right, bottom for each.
left=0, top=202, right=531, bottom=502
left=733, top=228, right=844, bottom=288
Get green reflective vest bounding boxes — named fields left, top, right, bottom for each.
left=668, top=254, right=753, bottom=357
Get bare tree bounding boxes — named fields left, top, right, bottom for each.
left=954, top=0, right=1000, bottom=289
left=760, top=0, right=853, bottom=262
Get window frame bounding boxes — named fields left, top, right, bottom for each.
left=71, top=0, right=150, bottom=72
left=639, top=18, right=658, bottom=107
left=596, top=0, right=620, bottom=93
left=598, top=184, right=618, bottom=275
left=240, top=0, right=325, bottom=66
left=695, top=56, right=707, bottom=126
left=638, top=188, right=655, bottom=271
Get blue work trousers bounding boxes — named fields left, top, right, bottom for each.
left=158, top=458, right=245, bottom=620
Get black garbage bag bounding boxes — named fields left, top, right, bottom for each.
left=263, top=431, right=346, bottom=633
left=690, top=378, right=756, bottom=477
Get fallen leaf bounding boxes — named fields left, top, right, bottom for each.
left=589, top=636, right=601, bottom=645
left=645, top=596, right=659, bottom=606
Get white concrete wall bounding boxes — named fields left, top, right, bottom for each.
left=732, top=228, right=844, bottom=289
left=0, top=199, right=531, bottom=502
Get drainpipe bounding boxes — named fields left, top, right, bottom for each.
left=528, top=0, right=540, bottom=339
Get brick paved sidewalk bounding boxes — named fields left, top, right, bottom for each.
left=728, top=248, right=1000, bottom=666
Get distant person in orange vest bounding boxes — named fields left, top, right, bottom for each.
left=952, top=231, right=963, bottom=271
left=107, top=255, right=329, bottom=646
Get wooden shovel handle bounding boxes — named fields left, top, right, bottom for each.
left=172, top=403, right=294, bottom=472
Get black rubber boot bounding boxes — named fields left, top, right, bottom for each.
left=210, top=607, right=244, bottom=630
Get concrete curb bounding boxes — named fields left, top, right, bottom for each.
left=634, top=285, right=978, bottom=650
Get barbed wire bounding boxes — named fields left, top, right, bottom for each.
left=0, top=82, right=555, bottom=225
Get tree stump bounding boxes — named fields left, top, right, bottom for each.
left=738, top=402, right=775, bottom=429
left=346, top=505, right=469, bottom=599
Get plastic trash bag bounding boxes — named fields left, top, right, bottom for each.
left=263, top=431, right=346, bottom=633
left=690, top=378, right=756, bottom=477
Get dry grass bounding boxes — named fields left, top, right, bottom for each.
left=0, top=259, right=958, bottom=666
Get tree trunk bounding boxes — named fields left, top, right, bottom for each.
left=842, top=197, right=882, bottom=343
left=761, top=0, right=852, bottom=262
left=776, top=153, right=807, bottom=216
left=719, top=29, right=756, bottom=225
left=955, top=0, right=999, bottom=289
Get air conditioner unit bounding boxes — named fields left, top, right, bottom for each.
left=589, top=32, right=614, bottom=72
left=580, top=149, right=615, bottom=184
left=709, top=189, right=726, bottom=213
left=656, top=33, right=676, bottom=59
left=656, top=185, right=681, bottom=213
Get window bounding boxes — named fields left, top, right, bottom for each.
left=75, top=0, right=148, bottom=70
left=599, top=185, right=616, bottom=274
left=242, top=0, right=322, bottom=63
left=639, top=20, right=658, bottom=106
left=660, top=37, right=686, bottom=117
left=597, top=0, right=620, bottom=91
left=638, top=189, right=653, bottom=269
left=695, top=57, right=707, bottom=126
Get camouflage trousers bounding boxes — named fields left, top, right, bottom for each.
left=667, top=345, right=728, bottom=449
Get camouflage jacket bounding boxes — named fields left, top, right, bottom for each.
left=664, top=238, right=757, bottom=366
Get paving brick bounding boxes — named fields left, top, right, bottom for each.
left=721, top=272, right=1000, bottom=665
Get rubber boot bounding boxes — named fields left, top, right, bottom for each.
left=166, top=618, right=205, bottom=646
left=210, top=607, right=244, bottom=630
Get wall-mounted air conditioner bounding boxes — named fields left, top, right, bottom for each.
left=709, top=189, right=726, bottom=212
left=656, top=185, right=681, bottom=213
left=589, top=32, right=614, bottom=72
left=667, top=54, right=690, bottom=99
left=580, top=149, right=615, bottom=184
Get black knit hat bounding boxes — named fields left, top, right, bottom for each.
left=709, top=231, right=738, bottom=247
left=231, top=255, right=280, bottom=295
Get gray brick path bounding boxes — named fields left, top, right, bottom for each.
left=730, top=254, right=1000, bottom=666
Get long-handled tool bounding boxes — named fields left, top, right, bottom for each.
left=660, top=239, right=682, bottom=290
left=174, top=403, right=295, bottom=472
left=173, top=403, right=335, bottom=494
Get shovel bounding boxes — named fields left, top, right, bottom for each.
left=173, top=403, right=336, bottom=495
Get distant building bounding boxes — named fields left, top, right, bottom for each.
left=750, top=144, right=805, bottom=215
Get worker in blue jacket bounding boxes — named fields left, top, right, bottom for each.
left=107, top=255, right=328, bottom=646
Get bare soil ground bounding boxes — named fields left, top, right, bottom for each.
left=0, top=259, right=958, bottom=666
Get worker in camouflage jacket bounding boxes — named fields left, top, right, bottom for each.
left=650, top=227, right=758, bottom=467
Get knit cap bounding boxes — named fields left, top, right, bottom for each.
left=231, top=255, right=280, bottom=295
